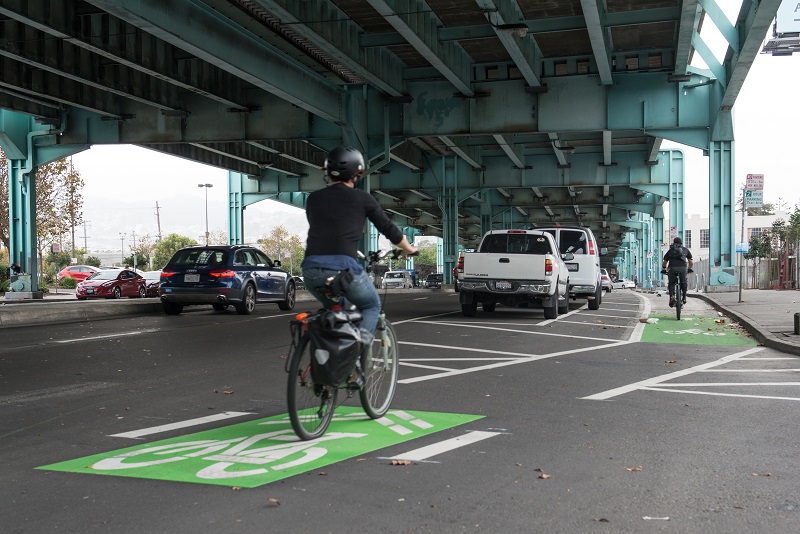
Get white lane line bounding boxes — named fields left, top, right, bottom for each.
left=257, top=312, right=301, bottom=319
left=391, top=410, right=434, bottom=429
left=399, top=340, right=631, bottom=384
left=413, top=320, right=618, bottom=342
left=394, top=311, right=461, bottom=325
left=597, top=303, right=641, bottom=308
left=56, top=330, right=153, bottom=343
left=413, top=297, right=430, bottom=300
left=554, top=320, right=629, bottom=329
left=627, top=292, right=650, bottom=343
left=402, top=357, right=523, bottom=361
left=579, top=312, right=639, bottom=319
left=539, top=304, right=586, bottom=326
left=653, top=382, right=800, bottom=387
left=699, top=369, right=800, bottom=373
left=739, top=357, right=796, bottom=360
left=388, top=431, right=502, bottom=462
left=399, top=341, right=537, bottom=358
left=400, top=362, right=457, bottom=372
left=582, top=346, right=765, bottom=400
left=109, top=411, right=254, bottom=439
left=641, top=387, right=800, bottom=402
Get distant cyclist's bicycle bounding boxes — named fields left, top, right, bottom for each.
left=286, top=249, right=410, bottom=440
left=662, top=267, right=693, bottom=320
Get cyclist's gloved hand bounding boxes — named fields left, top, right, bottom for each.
left=660, top=269, right=668, bottom=275
left=687, top=268, right=694, bottom=273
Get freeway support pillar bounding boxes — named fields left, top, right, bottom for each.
left=708, top=140, right=736, bottom=289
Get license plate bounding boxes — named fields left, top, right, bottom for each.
left=184, top=274, right=200, bottom=283
left=85, top=289, right=94, bottom=294
left=496, top=281, right=512, bottom=290
left=566, top=263, right=579, bottom=272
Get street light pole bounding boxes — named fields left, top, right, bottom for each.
left=119, top=232, right=126, bottom=266
left=198, top=183, right=213, bottom=245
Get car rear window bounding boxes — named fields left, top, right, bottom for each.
left=169, top=249, right=228, bottom=267
left=557, top=230, right=589, bottom=255
left=385, top=272, right=404, bottom=279
left=427, top=274, right=442, bottom=281
left=479, top=234, right=553, bottom=255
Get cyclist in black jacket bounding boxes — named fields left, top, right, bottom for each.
left=661, top=237, right=694, bottom=307
left=302, top=146, right=417, bottom=346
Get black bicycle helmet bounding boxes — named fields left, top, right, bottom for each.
left=324, top=146, right=364, bottom=182
left=673, top=237, right=683, bottom=245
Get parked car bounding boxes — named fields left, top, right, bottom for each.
left=291, top=276, right=305, bottom=290
left=538, top=226, right=605, bottom=310
left=600, top=268, right=613, bottom=292
left=143, top=270, right=162, bottom=297
left=158, top=245, right=296, bottom=315
left=58, top=265, right=100, bottom=283
left=381, top=270, right=413, bottom=289
left=423, top=273, right=443, bottom=289
left=76, top=269, right=146, bottom=299
left=612, top=278, right=636, bottom=289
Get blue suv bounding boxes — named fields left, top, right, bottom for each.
left=159, top=245, right=296, bottom=315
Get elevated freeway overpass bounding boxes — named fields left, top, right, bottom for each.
left=0, top=0, right=782, bottom=290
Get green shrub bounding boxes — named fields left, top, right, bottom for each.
left=60, top=276, right=78, bottom=289
left=0, top=279, right=9, bottom=292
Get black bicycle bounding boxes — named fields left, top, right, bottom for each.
left=286, top=249, right=408, bottom=440
left=663, top=267, right=693, bottom=320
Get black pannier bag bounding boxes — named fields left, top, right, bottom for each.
left=307, top=308, right=362, bottom=386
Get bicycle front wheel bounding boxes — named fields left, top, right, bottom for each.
left=360, top=320, right=399, bottom=419
left=287, top=335, right=338, bottom=440
left=675, top=284, right=682, bottom=320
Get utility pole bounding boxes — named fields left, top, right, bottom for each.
left=82, top=220, right=90, bottom=252
left=70, top=157, right=76, bottom=258
left=155, top=201, right=163, bottom=242
left=119, top=232, right=126, bottom=266
left=131, top=231, right=137, bottom=271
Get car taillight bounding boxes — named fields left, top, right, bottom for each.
left=545, top=258, right=553, bottom=275
left=588, top=240, right=596, bottom=255
left=457, top=257, right=464, bottom=272
left=210, top=270, right=236, bottom=278
left=161, top=270, right=175, bottom=278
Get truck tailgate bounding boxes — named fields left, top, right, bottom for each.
left=463, top=253, right=547, bottom=280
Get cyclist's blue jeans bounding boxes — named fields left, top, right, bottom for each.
left=667, top=266, right=688, bottom=298
left=302, top=267, right=380, bottom=342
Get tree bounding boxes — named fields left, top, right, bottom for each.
left=152, top=233, right=197, bottom=268
left=130, top=234, right=156, bottom=268
left=412, top=244, right=438, bottom=278
left=207, top=228, right=228, bottom=245
left=0, top=148, right=85, bottom=264
left=257, top=225, right=305, bottom=275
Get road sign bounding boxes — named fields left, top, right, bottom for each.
left=745, top=174, right=764, bottom=190
left=745, top=189, right=763, bottom=207
left=736, top=242, right=749, bottom=253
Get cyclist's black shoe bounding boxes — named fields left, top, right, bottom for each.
left=346, top=365, right=364, bottom=390
left=669, top=297, right=675, bottom=307
left=682, top=298, right=686, bottom=305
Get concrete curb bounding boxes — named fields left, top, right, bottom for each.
left=0, top=300, right=164, bottom=328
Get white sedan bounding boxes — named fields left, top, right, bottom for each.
left=612, top=278, right=635, bottom=289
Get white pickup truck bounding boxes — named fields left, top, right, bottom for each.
left=459, top=230, right=571, bottom=319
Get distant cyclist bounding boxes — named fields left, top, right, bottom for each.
left=301, top=146, right=417, bottom=355
left=661, top=237, right=693, bottom=307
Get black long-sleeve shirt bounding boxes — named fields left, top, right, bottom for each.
left=304, top=183, right=404, bottom=259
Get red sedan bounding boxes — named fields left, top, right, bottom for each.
left=76, top=269, right=146, bottom=299
left=58, top=265, right=100, bottom=283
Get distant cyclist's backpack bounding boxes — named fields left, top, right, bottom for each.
left=307, top=308, right=362, bottom=386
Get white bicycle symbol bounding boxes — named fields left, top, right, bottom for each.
left=92, top=429, right=366, bottom=480
left=663, top=328, right=726, bottom=336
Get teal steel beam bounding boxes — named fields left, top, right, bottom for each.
left=360, top=7, right=681, bottom=47
left=580, top=0, right=613, bottom=85
left=251, top=0, right=405, bottom=97
left=673, top=2, right=701, bottom=74
left=438, top=136, right=482, bottom=168
left=366, top=0, right=474, bottom=96
left=86, top=0, right=346, bottom=124
left=708, top=140, right=736, bottom=286
left=0, top=88, right=62, bottom=123
left=493, top=134, right=526, bottom=168
left=667, top=149, right=685, bottom=243
left=0, top=0, right=248, bottom=110
left=476, top=0, right=542, bottom=87
left=691, top=31, right=726, bottom=86
left=645, top=136, right=663, bottom=164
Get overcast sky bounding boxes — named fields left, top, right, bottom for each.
left=71, top=3, right=799, bottom=251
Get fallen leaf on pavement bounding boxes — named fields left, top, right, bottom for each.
left=391, top=459, right=412, bottom=466
left=626, top=466, right=643, bottom=472
left=318, top=471, right=327, bottom=476
left=223, top=391, right=234, bottom=394
left=751, top=472, right=772, bottom=477
left=538, top=473, right=551, bottom=479
left=665, top=360, right=677, bottom=364
left=267, top=498, right=280, bottom=506
left=231, top=486, right=241, bottom=491
left=593, top=517, right=609, bottom=522
left=533, top=467, right=543, bottom=472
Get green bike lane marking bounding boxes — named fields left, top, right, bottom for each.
left=37, top=407, right=483, bottom=488
left=639, top=314, right=757, bottom=347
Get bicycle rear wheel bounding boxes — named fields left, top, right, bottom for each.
left=287, top=335, right=338, bottom=440
left=674, top=283, right=682, bottom=320
left=360, top=319, right=399, bottom=419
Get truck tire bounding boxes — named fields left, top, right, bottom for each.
left=558, top=283, right=569, bottom=314
left=482, top=302, right=496, bottom=312
left=588, top=284, right=601, bottom=310
left=543, top=302, right=558, bottom=319
left=462, top=301, right=477, bottom=317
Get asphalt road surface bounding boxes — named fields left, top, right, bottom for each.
left=3, top=289, right=800, bottom=533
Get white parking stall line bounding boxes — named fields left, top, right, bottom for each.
left=400, top=340, right=631, bottom=384
left=413, top=320, right=619, bottom=342
left=375, top=416, right=413, bottom=435
left=554, top=320, right=629, bottom=329
left=627, top=292, right=651, bottom=343
left=539, top=304, right=586, bottom=326
left=597, top=302, right=641, bottom=308
left=109, top=411, right=255, bottom=439
left=394, top=311, right=462, bottom=325
left=391, top=410, right=434, bottom=429
left=582, top=347, right=765, bottom=400
left=56, top=330, right=155, bottom=344
left=402, top=357, right=525, bottom=361
left=399, top=342, right=537, bottom=358
left=578, top=312, right=639, bottom=319
left=739, top=357, right=796, bottom=360
left=641, top=387, right=800, bottom=403
left=388, top=431, right=502, bottom=462
left=699, top=369, right=800, bottom=373
left=401, top=362, right=458, bottom=372
left=413, top=297, right=430, bottom=300
left=651, top=382, right=800, bottom=387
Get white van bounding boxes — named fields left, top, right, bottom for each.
left=381, top=271, right=413, bottom=289
left=538, top=226, right=604, bottom=310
